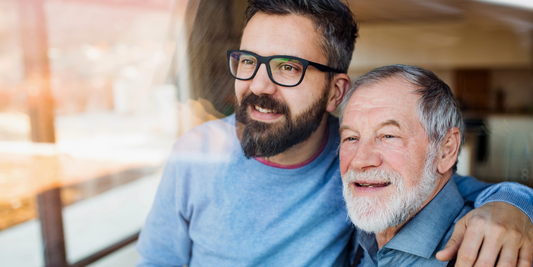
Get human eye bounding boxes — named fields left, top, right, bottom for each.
left=281, top=64, right=295, bottom=71
left=280, top=62, right=301, bottom=72
left=379, top=134, right=401, bottom=142
left=342, top=136, right=358, bottom=143
left=238, top=53, right=256, bottom=66
left=274, top=59, right=302, bottom=73
left=240, top=58, right=256, bottom=65
left=377, top=133, right=398, bottom=141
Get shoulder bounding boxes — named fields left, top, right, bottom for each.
left=169, top=115, right=238, bottom=164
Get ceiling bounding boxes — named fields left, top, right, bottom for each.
left=347, top=0, right=463, bottom=22
left=347, top=0, right=533, bottom=30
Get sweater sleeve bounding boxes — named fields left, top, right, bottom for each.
left=452, top=174, right=492, bottom=202
left=474, top=181, right=533, bottom=224
left=136, top=156, right=191, bottom=267
left=453, top=174, right=533, bottom=224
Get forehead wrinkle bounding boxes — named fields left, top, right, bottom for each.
left=345, top=97, right=419, bottom=136
left=342, top=77, right=429, bottom=139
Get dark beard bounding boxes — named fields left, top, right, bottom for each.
left=235, top=88, right=329, bottom=159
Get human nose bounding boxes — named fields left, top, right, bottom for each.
left=348, top=139, right=382, bottom=172
left=249, top=63, right=277, bottom=95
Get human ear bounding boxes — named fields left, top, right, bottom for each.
left=326, top=73, right=350, bottom=113
left=437, top=127, right=461, bottom=174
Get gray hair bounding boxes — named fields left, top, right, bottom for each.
left=339, top=64, right=464, bottom=172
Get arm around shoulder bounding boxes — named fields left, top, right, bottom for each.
left=474, top=181, right=533, bottom=223
left=439, top=175, right=533, bottom=267
left=453, top=174, right=533, bottom=222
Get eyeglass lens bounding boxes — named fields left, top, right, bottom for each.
left=229, top=51, right=304, bottom=86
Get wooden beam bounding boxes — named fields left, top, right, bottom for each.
left=70, top=232, right=140, bottom=267
left=37, top=188, right=68, bottom=267
left=19, top=0, right=56, bottom=144
left=18, top=1, right=67, bottom=266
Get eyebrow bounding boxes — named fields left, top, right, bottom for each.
left=379, top=119, right=401, bottom=129
left=339, top=119, right=401, bottom=134
left=338, top=125, right=350, bottom=134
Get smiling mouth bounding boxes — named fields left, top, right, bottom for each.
left=354, top=182, right=391, bottom=188
left=254, top=105, right=279, bottom=114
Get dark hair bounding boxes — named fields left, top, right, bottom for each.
left=244, top=0, right=358, bottom=74
left=340, top=64, right=464, bottom=172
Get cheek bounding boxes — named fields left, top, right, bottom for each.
left=234, top=80, right=248, bottom=102
left=383, top=149, right=424, bottom=185
left=377, top=143, right=407, bottom=168
left=339, top=145, right=356, bottom=175
left=273, top=90, right=304, bottom=116
left=297, top=76, right=327, bottom=101
left=285, top=90, right=322, bottom=116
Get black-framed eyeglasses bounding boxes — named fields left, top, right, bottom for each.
left=227, top=50, right=344, bottom=87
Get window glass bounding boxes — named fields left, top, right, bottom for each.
left=1, top=0, right=532, bottom=266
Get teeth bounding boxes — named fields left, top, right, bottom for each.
left=255, top=106, right=276, bottom=114
left=356, top=182, right=391, bottom=187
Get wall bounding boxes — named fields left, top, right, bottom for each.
left=350, top=21, right=532, bottom=71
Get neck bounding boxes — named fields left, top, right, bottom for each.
left=375, top=172, right=452, bottom=249
left=375, top=224, right=403, bottom=250
left=253, top=113, right=329, bottom=166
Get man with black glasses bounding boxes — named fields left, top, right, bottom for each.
left=136, top=1, right=533, bottom=266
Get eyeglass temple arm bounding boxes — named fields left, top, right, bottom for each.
left=309, top=62, right=345, bottom=74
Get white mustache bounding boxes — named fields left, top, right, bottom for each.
left=343, top=168, right=402, bottom=185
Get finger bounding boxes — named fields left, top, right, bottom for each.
left=437, top=220, right=467, bottom=261
left=475, top=224, right=505, bottom=267
left=517, top=243, right=533, bottom=267
left=495, top=239, right=519, bottom=267
left=456, top=218, right=486, bottom=267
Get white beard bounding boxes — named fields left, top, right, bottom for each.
left=342, top=149, right=440, bottom=234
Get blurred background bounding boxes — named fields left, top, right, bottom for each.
left=0, top=0, right=531, bottom=266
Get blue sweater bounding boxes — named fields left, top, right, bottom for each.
left=136, top=115, right=533, bottom=267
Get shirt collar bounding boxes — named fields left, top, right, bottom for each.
left=384, top=178, right=465, bottom=258
left=357, top=178, right=465, bottom=260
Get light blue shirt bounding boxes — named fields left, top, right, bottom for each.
left=137, top=115, right=352, bottom=267
left=356, top=178, right=472, bottom=266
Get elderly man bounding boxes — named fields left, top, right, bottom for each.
left=340, top=64, right=533, bottom=266
left=137, top=1, right=533, bottom=266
